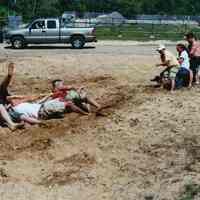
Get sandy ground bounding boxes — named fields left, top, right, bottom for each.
left=0, top=43, right=199, bottom=200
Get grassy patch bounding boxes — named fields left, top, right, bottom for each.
left=96, top=24, right=200, bottom=41
left=179, top=184, right=200, bottom=200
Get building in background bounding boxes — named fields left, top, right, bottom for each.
left=96, top=12, right=126, bottom=25
left=8, top=15, right=22, bottom=29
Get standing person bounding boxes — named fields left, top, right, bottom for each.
left=185, top=32, right=200, bottom=84
left=154, top=45, right=180, bottom=92
left=0, top=62, right=24, bottom=130
left=176, top=44, right=193, bottom=89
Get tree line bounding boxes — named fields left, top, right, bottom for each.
left=1, top=0, right=200, bottom=20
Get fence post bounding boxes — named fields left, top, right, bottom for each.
left=0, top=27, right=3, bottom=44
left=151, top=23, right=154, bottom=35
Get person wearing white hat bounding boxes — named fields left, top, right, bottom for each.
left=156, top=44, right=166, bottom=51
left=152, top=44, right=180, bottom=92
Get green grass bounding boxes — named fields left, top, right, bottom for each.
left=178, top=184, right=200, bottom=200
left=96, top=24, right=200, bottom=41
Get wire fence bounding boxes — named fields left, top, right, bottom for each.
left=1, top=14, right=200, bottom=41
left=95, top=23, right=200, bottom=41
left=64, top=19, right=200, bottom=41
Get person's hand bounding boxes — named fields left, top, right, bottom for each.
left=156, top=64, right=161, bottom=67
left=8, top=62, right=15, bottom=77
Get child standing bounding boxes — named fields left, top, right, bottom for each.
left=176, top=43, right=193, bottom=89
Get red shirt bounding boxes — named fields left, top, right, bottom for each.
left=52, top=87, right=69, bottom=101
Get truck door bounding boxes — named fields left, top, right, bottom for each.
left=27, top=20, right=46, bottom=43
left=45, top=19, right=60, bottom=43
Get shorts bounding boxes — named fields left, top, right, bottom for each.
left=163, top=66, right=179, bottom=80
left=65, top=90, right=81, bottom=101
left=8, top=108, right=23, bottom=123
left=39, top=99, right=66, bottom=119
left=190, top=57, right=200, bottom=73
left=65, top=89, right=89, bottom=112
left=65, top=90, right=87, bottom=104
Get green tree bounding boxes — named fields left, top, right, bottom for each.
left=7, top=0, right=200, bottom=20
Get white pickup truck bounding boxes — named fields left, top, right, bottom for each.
left=5, top=18, right=97, bottom=49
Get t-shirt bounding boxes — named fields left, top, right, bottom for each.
left=179, top=50, right=190, bottom=70
left=52, top=87, right=69, bottom=100
left=164, top=50, right=179, bottom=67
left=13, top=103, right=41, bottom=118
left=190, top=41, right=200, bottom=57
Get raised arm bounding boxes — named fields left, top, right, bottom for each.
left=7, top=94, right=52, bottom=105
left=0, top=63, right=14, bottom=92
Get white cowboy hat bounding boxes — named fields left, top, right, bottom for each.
left=156, top=44, right=166, bottom=51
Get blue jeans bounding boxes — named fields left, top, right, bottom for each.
left=175, top=68, right=190, bottom=89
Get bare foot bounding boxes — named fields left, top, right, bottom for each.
left=188, top=84, right=192, bottom=89
left=8, top=122, right=24, bottom=131
left=96, top=104, right=102, bottom=112
left=170, top=90, right=175, bottom=94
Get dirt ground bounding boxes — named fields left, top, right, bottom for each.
left=0, top=44, right=199, bottom=200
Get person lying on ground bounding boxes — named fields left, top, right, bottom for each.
left=18, top=99, right=66, bottom=125
left=152, top=45, right=180, bottom=92
left=185, top=32, right=200, bottom=84
left=0, top=63, right=24, bottom=130
left=50, top=79, right=101, bottom=113
left=176, top=44, right=193, bottom=89
left=7, top=94, right=89, bottom=125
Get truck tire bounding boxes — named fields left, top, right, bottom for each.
left=11, top=36, right=25, bottom=49
left=71, top=36, right=85, bottom=49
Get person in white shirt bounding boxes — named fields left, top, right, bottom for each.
left=176, top=43, right=193, bottom=89
left=9, top=98, right=67, bottom=125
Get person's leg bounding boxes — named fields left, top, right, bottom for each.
left=169, top=65, right=180, bottom=92
left=66, top=102, right=88, bottom=115
left=161, top=77, right=166, bottom=89
left=189, top=69, right=193, bottom=88
left=190, top=58, right=197, bottom=83
left=195, top=73, right=199, bottom=84
left=195, top=62, right=200, bottom=84
left=85, top=96, right=101, bottom=109
left=175, top=69, right=182, bottom=90
left=79, top=89, right=101, bottom=110
left=168, top=67, right=177, bottom=92
left=0, top=105, right=23, bottom=130
left=170, top=79, right=176, bottom=92
left=0, top=63, right=14, bottom=92
left=20, top=115, right=43, bottom=125
left=160, top=68, right=169, bottom=79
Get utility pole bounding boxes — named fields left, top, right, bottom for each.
left=8, top=0, right=17, bottom=16
left=33, top=0, right=38, bottom=17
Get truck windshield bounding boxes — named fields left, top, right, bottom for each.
left=25, top=19, right=35, bottom=28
